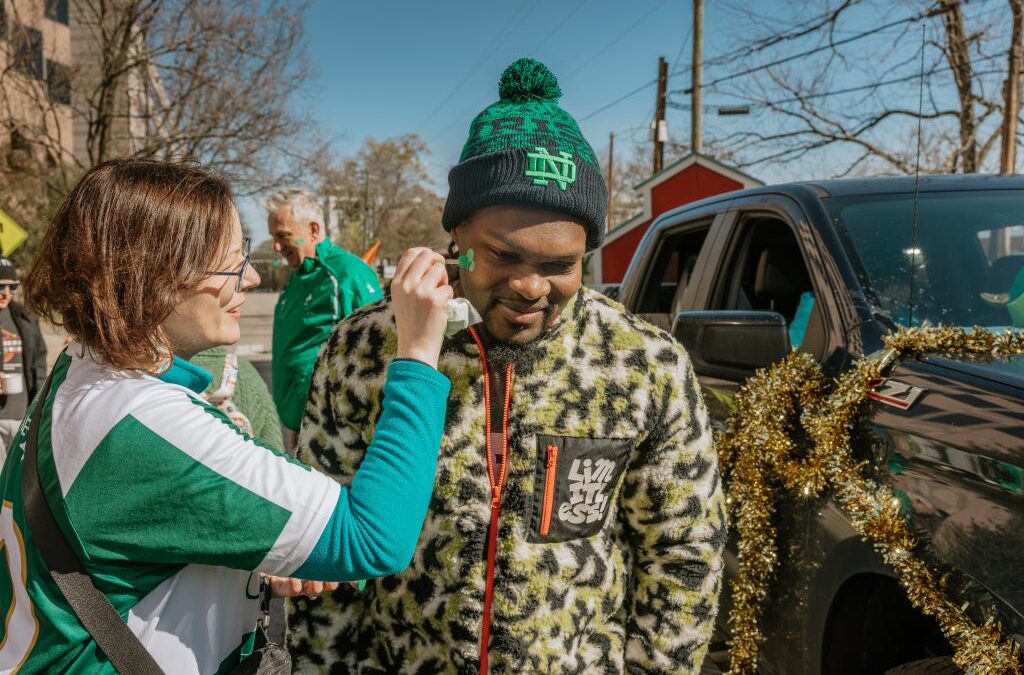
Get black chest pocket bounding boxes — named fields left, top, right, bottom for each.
left=527, top=434, right=633, bottom=543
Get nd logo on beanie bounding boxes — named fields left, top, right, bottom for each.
left=442, top=58, right=608, bottom=251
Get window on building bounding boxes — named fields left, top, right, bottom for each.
left=9, top=130, right=31, bottom=153
left=12, top=25, right=44, bottom=81
left=47, top=59, right=71, bottom=105
left=6, top=129, right=35, bottom=170
left=45, top=0, right=68, bottom=25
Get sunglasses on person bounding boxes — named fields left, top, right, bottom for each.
left=206, top=237, right=251, bottom=293
left=0, top=282, right=19, bottom=293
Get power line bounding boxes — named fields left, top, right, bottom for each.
left=700, top=0, right=994, bottom=73
left=415, top=0, right=545, bottom=134
left=564, top=0, right=672, bottom=82
left=579, top=78, right=659, bottom=122
left=670, top=23, right=694, bottom=74
left=666, top=67, right=1004, bottom=112
left=417, top=0, right=585, bottom=149
left=563, top=2, right=983, bottom=131
left=670, top=5, right=951, bottom=95
left=531, top=0, right=589, bottom=54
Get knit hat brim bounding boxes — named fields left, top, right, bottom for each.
left=442, top=149, right=607, bottom=251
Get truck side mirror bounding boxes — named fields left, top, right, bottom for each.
left=672, top=311, right=791, bottom=379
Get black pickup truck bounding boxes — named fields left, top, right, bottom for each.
left=616, top=174, right=1024, bottom=674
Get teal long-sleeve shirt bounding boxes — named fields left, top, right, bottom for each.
left=295, top=358, right=449, bottom=579
left=272, top=239, right=382, bottom=430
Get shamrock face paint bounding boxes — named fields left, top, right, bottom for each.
left=459, top=248, right=475, bottom=272
left=445, top=247, right=475, bottom=272
left=267, top=205, right=318, bottom=269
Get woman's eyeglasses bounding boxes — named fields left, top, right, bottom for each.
left=207, top=237, right=251, bottom=293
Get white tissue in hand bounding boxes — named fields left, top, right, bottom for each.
left=445, top=298, right=482, bottom=336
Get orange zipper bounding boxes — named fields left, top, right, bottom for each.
left=469, top=327, right=514, bottom=675
left=540, top=445, right=559, bottom=536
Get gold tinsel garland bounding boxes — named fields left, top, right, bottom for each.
left=716, top=326, right=1024, bottom=675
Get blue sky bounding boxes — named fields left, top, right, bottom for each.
left=303, top=0, right=702, bottom=183
left=241, top=0, right=1008, bottom=242
left=245, top=0, right=741, bottom=240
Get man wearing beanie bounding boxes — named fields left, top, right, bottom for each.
left=295, top=59, right=725, bottom=674
left=0, top=257, right=46, bottom=461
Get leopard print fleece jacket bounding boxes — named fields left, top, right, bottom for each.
left=291, top=287, right=727, bottom=674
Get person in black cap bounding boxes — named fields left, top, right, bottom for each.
left=294, top=58, right=726, bottom=674
left=0, top=257, right=47, bottom=460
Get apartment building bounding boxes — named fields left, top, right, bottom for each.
left=0, top=0, right=73, bottom=165
left=2, top=0, right=163, bottom=171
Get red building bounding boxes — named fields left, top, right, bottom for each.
left=589, top=153, right=762, bottom=288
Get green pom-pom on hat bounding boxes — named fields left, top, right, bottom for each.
left=498, top=58, right=562, bottom=102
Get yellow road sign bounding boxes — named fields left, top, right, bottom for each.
left=0, top=208, right=29, bottom=257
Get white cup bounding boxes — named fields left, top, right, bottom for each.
left=1, top=373, right=24, bottom=395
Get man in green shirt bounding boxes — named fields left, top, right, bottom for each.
left=267, top=188, right=382, bottom=448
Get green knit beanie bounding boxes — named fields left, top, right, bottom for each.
left=443, top=58, right=608, bottom=251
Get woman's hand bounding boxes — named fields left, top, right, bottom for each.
left=392, top=247, right=453, bottom=369
left=265, top=575, right=340, bottom=598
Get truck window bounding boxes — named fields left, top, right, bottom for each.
left=635, top=223, right=712, bottom=331
left=826, top=190, right=1024, bottom=328
left=712, top=216, right=826, bottom=359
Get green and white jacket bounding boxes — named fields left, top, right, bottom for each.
left=0, top=345, right=449, bottom=674
left=296, top=287, right=727, bottom=674
left=272, top=239, right=382, bottom=431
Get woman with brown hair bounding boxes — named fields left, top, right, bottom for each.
left=0, top=159, right=452, bottom=674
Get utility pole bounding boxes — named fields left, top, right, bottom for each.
left=653, top=56, right=668, bottom=173
left=607, top=131, right=615, bottom=231
left=692, top=0, right=704, bottom=155
left=996, top=0, right=1023, bottom=258
left=1001, top=0, right=1023, bottom=176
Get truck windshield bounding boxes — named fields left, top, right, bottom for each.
left=825, top=189, right=1024, bottom=331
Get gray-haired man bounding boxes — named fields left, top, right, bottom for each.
left=266, top=189, right=382, bottom=448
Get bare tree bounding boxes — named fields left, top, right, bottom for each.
left=319, top=134, right=447, bottom=262
left=700, top=0, right=1021, bottom=177
left=73, top=0, right=325, bottom=193
left=601, top=138, right=648, bottom=229
left=1, top=0, right=324, bottom=264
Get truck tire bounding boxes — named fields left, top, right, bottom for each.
left=884, top=657, right=963, bottom=674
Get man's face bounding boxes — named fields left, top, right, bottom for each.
left=454, top=206, right=586, bottom=345
left=0, top=280, right=15, bottom=309
left=267, top=205, right=319, bottom=269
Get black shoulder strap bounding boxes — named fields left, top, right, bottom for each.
left=21, top=370, right=164, bottom=675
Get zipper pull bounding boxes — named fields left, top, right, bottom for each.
left=540, top=445, right=560, bottom=538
